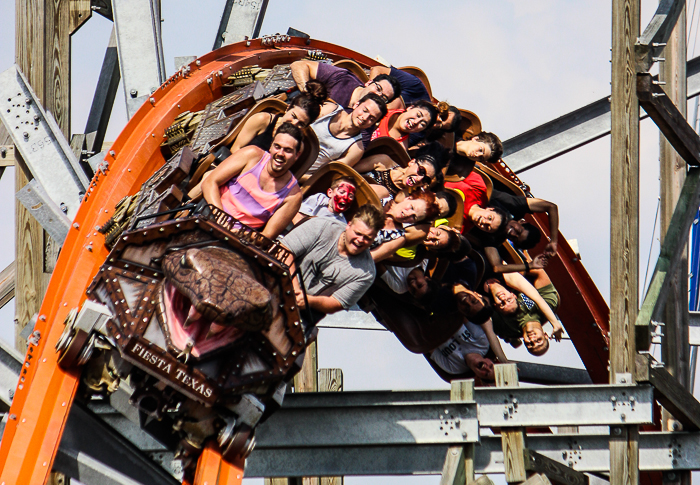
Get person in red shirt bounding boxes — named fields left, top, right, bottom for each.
left=445, top=172, right=510, bottom=234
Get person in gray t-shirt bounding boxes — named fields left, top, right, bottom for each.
left=282, top=204, right=384, bottom=314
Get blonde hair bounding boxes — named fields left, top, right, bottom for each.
left=351, top=204, right=384, bottom=232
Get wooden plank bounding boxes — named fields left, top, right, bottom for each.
left=0, top=146, right=16, bottom=167
left=635, top=168, right=700, bottom=350
left=637, top=73, right=700, bottom=167
left=69, top=0, right=91, bottom=34
left=523, top=449, right=589, bottom=485
left=495, top=364, right=526, bottom=484
left=0, top=261, right=16, bottom=310
left=441, top=379, right=475, bottom=485
left=658, top=5, right=691, bottom=446
left=319, top=368, right=343, bottom=485
left=288, top=342, right=319, bottom=485
left=635, top=353, right=700, bottom=431
left=610, top=2, right=640, bottom=485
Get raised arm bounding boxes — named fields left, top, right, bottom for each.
left=371, top=236, right=406, bottom=262
left=527, top=198, right=559, bottom=256
left=261, top=187, right=302, bottom=240
left=484, top=246, right=547, bottom=274
left=290, top=60, right=320, bottom=92
left=501, top=271, right=562, bottom=338
left=201, top=147, right=260, bottom=211
left=479, top=318, right=510, bottom=364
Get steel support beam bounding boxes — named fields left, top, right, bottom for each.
left=637, top=72, right=700, bottom=166
left=213, top=0, right=269, bottom=49
left=635, top=0, right=685, bottom=73
left=84, top=26, right=121, bottom=154
left=246, top=432, right=700, bottom=477
left=0, top=66, right=90, bottom=220
left=635, top=169, right=700, bottom=350
left=636, top=353, right=700, bottom=431
left=502, top=56, right=700, bottom=173
left=111, top=0, right=166, bottom=118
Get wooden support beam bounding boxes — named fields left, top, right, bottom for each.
left=635, top=168, right=700, bottom=350
left=0, top=146, right=15, bottom=167
left=522, top=449, right=589, bottom=485
left=441, top=379, right=475, bottom=485
left=15, top=0, right=68, bottom=353
left=319, top=369, right=343, bottom=485
left=611, top=1, right=640, bottom=485
left=0, top=261, right=16, bottom=311
left=635, top=353, right=700, bottom=431
left=637, top=73, right=700, bottom=167
left=69, top=0, right=91, bottom=34
left=495, top=364, right=527, bottom=484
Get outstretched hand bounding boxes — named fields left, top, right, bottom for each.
left=295, top=288, right=307, bottom=310
left=550, top=323, right=564, bottom=342
left=543, top=241, right=558, bottom=258
left=530, top=254, right=549, bottom=269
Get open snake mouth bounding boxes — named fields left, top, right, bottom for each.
left=158, top=246, right=273, bottom=360
left=160, top=280, right=245, bottom=359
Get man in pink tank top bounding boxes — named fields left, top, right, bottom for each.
left=202, top=123, right=304, bottom=239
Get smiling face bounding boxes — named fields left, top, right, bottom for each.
left=280, top=106, right=312, bottom=129
left=399, top=107, right=432, bottom=133
left=506, top=219, right=529, bottom=245
left=460, top=137, right=492, bottom=162
left=523, top=321, right=549, bottom=355
left=470, top=207, right=503, bottom=233
left=267, top=133, right=300, bottom=176
left=363, top=79, right=395, bottom=103
left=351, top=99, right=384, bottom=130
left=404, top=159, right=436, bottom=188
left=488, top=281, right=518, bottom=315
left=343, top=219, right=377, bottom=256
left=327, top=182, right=356, bottom=214
left=389, top=197, right=429, bottom=224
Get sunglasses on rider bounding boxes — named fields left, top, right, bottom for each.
left=416, top=164, right=432, bottom=185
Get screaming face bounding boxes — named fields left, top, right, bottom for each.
left=327, top=182, right=356, bottom=214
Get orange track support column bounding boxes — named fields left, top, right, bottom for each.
left=193, top=444, right=244, bottom=485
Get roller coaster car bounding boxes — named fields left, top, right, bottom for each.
left=56, top=203, right=309, bottom=468
left=54, top=62, right=319, bottom=472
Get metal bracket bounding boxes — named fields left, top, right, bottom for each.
left=213, top=0, right=269, bottom=49
left=0, top=65, right=90, bottom=220
left=111, top=0, right=166, bottom=118
left=16, top=179, right=71, bottom=243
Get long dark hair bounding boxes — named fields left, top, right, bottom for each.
left=290, top=80, right=328, bottom=123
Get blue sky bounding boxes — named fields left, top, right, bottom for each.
left=0, top=1, right=694, bottom=483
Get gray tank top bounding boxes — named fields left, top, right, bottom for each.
left=308, top=105, right=363, bottom=174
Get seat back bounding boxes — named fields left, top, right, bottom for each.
left=457, top=109, right=482, bottom=140
left=333, top=59, right=370, bottom=83
left=476, top=162, right=527, bottom=197
left=300, top=162, right=381, bottom=221
left=444, top=187, right=464, bottom=232
left=362, top=137, right=411, bottom=168
left=290, top=129, right=321, bottom=180
left=212, top=98, right=288, bottom=153
left=472, top=166, right=493, bottom=202
left=397, top=66, right=433, bottom=99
